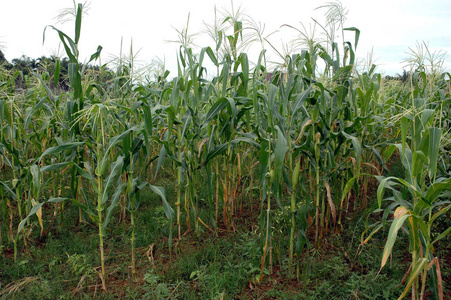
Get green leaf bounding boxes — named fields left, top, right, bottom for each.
left=17, top=202, right=45, bottom=234
left=203, top=97, right=229, bottom=126
left=40, top=142, right=84, bottom=160
left=428, top=127, right=441, bottom=179
left=44, top=26, right=77, bottom=63
left=411, top=150, right=427, bottom=178
left=341, top=131, right=362, bottom=168
left=40, top=162, right=70, bottom=173
left=75, top=3, right=82, bottom=44
left=0, top=180, right=17, bottom=200
left=142, top=104, right=153, bottom=136
left=103, top=182, right=126, bottom=230
left=341, top=173, right=373, bottom=207
left=97, top=128, right=135, bottom=176
left=54, top=59, right=61, bottom=87
left=432, top=225, right=451, bottom=245
left=203, top=143, right=228, bottom=165
left=88, top=46, right=103, bottom=63
left=68, top=63, right=82, bottom=99
left=30, top=164, right=41, bottom=199
left=398, top=258, right=428, bottom=299
left=149, top=185, right=174, bottom=220
left=379, top=214, right=410, bottom=272
left=101, top=156, right=124, bottom=204
left=343, top=27, right=360, bottom=50
left=204, top=47, right=218, bottom=66
left=424, top=178, right=451, bottom=204
left=17, top=197, right=67, bottom=234
left=274, top=126, right=287, bottom=188
left=69, top=198, right=99, bottom=221
left=155, top=145, right=167, bottom=179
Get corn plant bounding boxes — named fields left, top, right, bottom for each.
left=363, top=70, right=450, bottom=299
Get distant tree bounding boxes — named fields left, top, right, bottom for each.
left=11, top=55, right=37, bottom=76
left=0, top=49, right=6, bottom=63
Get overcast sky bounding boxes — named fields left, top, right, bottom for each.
left=1, top=0, right=450, bottom=77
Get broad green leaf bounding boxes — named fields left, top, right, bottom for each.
left=401, top=116, right=408, bottom=158
left=16, top=197, right=66, bottom=234
left=343, top=27, right=360, bottom=50
left=149, top=185, right=174, bottom=220
left=361, top=224, right=383, bottom=245
left=97, top=128, right=135, bottom=176
left=155, top=145, right=167, bottom=179
left=86, top=46, right=102, bottom=64
left=428, top=127, right=441, bottom=179
left=429, top=203, right=451, bottom=225
left=259, top=139, right=270, bottom=188
left=379, top=214, right=410, bottom=271
left=142, top=104, right=152, bottom=136
left=424, top=177, right=451, bottom=204
left=203, top=143, right=228, bottom=165
left=0, top=180, right=17, bottom=200
left=411, top=150, right=427, bottom=178
left=333, top=65, right=353, bottom=81
left=75, top=3, right=82, bottom=44
left=54, top=59, right=61, bottom=87
left=44, top=26, right=77, bottom=63
left=47, top=198, right=67, bottom=203
left=203, top=97, right=228, bottom=125
left=69, top=198, right=99, bottom=221
left=101, top=156, right=124, bottom=204
left=40, top=142, right=84, bottom=160
left=68, top=63, right=82, bottom=99
left=30, top=164, right=41, bottom=199
left=103, top=182, right=126, bottom=230
left=290, top=86, right=312, bottom=126
left=181, top=113, right=192, bottom=140
left=274, top=126, right=287, bottom=185
left=204, top=47, right=218, bottom=66
left=342, top=131, right=362, bottom=169
left=17, top=202, right=45, bottom=234
left=432, top=225, right=451, bottom=245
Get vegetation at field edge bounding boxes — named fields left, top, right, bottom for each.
left=0, top=1, right=450, bottom=299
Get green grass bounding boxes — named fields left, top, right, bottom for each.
left=0, top=192, right=418, bottom=299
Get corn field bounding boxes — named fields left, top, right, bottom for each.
left=1, top=2, right=450, bottom=299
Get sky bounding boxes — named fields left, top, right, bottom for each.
left=1, top=0, right=450, bottom=77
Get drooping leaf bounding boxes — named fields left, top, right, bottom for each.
left=379, top=213, right=411, bottom=272
left=101, top=156, right=124, bottom=204
left=149, top=185, right=174, bottom=220
left=103, top=182, right=126, bottom=230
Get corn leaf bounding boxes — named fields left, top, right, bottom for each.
left=379, top=213, right=410, bottom=272
left=103, top=182, right=126, bottom=230
left=428, top=127, right=441, bottom=179
left=101, top=156, right=124, bottom=205
left=398, top=258, right=428, bottom=299
left=149, top=185, right=174, bottom=220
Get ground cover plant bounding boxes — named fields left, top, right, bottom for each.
left=1, top=1, right=450, bottom=299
